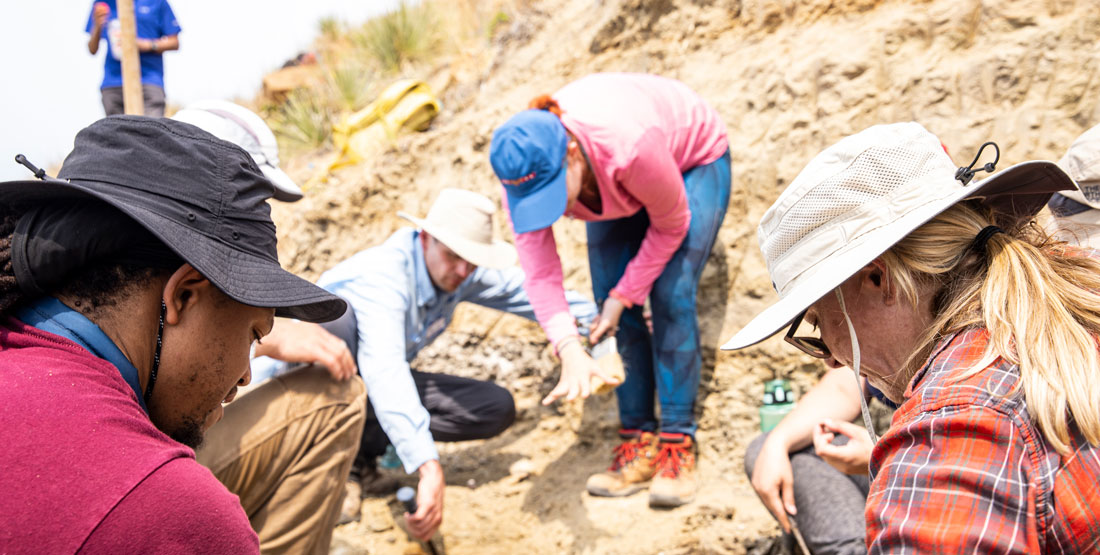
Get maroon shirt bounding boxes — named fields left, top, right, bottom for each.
left=0, top=318, right=258, bottom=554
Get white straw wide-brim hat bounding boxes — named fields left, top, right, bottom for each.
left=722, top=121, right=1076, bottom=351
left=399, top=188, right=518, bottom=269
left=172, top=100, right=304, bottom=202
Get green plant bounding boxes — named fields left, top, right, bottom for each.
left=318, top=16, right=343, bottom=41
left=269, top=88, right=334, bottom=155
left=487, top=10, right=511, bottom=38
left=352, top=1, right=441, bottom=72
left=324, top=63, right=373, bottom=112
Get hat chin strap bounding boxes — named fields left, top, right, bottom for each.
left=835, top=288, right=880, bottom=444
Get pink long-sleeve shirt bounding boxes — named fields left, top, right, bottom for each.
left=505, top=73, right=728, bottom=347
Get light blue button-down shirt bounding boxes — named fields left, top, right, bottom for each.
left=252, top=228, right=597, bottom=473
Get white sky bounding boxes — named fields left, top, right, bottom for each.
left=2, top=0, right=398, bottom=181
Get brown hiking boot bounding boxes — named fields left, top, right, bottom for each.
left=649, top=433, right=696, bottom=507
left=586, top=429, right=658, bottom=497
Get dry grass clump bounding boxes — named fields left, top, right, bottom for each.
left=266, top=88, right=334, bottom=154
left=350, top=1, right=442, bottom=72
left=265, top=0, right=527, bottom=156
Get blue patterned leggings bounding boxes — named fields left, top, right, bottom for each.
left=586, top=151, right=730, bottom=436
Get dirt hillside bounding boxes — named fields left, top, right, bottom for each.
left=269, top=1, right=1100, bottom=553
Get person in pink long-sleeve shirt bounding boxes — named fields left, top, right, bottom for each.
left=490, top=73, right=731, bottom=507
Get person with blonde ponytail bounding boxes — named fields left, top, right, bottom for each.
left=723, top=122, right=1100, bottom=552
left=489, top=73, right=730, bottom=507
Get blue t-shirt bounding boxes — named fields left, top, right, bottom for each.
left=85, top=0, right=181, bottom=89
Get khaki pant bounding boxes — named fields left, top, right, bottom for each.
left=197, top=365, right=366, bottom=555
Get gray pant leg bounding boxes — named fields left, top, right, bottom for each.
left=744, top=433, right=868, bottom=555
left=141, top=84, right=166, bottom=117
left=99, top=85, right=166, bottom=117
left=101, top=87, right=124, bottom=116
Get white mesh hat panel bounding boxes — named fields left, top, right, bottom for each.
left=767, top=142, right=936, bottom=257
left=759, top=123, right=954, bottom=291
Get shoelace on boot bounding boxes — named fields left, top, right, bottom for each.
left=608, top=436, right=648, bottom=471
left=654, top=441, right=694, bottom=478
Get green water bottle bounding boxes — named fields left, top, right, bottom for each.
left=759, top=378, right=796, bottom=433
left=378, top=444, right=402, bottom=470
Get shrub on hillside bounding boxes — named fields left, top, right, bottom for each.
left=268, top=88, right=334, bottom=155
left=352, top=1, right=441, bottom=71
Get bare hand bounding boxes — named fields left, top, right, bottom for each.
left=813, top=418, right=874, bottom=475
left=750, top=435, right=798, bottom=533
left=254, top=319, right=357, bottom=381
left=543, top=340, right=621, bottom=405
left=406, top=460, right=444, bottom=541
left=93, top=2, right=109, bottom=28
left=588, top=297, right=625, bottom=344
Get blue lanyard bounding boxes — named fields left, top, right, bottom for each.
left=17, top=297, right=149, bottom=415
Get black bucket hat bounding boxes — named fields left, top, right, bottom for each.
left=2, top=116, right=346, bottom=322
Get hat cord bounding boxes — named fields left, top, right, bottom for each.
left=14, top=154, right=68, bottom=184
left=14, top=154, right=45, bottom=180
left=144, top=300, right=165, bottom=404
left=835, top=288, right=880, bottom=444
left=954, top=141, right=1000, bottom=186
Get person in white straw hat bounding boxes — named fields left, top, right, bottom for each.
left=1048, top=122, right=1100, bottom=248
left=250, top=188, right=597, bottom=538
left=723, top=121, right=1100, bottom=552
left=172, top=99, right=305, bottom=202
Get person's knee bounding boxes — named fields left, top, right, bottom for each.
left=344, top=376, right=367, bottom=417
left=460, top=384, right=514, bottom=439
left=344, top=373, right=366, bottom=400
left=744, top=433, right=769, bottom=479
left=482, top=385, right=515, bottom=437
left=810, top=537, right=867, bottom=555
left=648, top=291, right=700, bottom=335
left=275, top=364, right=366, bottom=413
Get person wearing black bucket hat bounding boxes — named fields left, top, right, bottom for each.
left=723, top=122, right=1100, bottom=552
left=0, top=116, right=364, bottom=554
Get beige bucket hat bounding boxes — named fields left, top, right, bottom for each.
left=1047, top=124, right=1100, bottom=233
left=722, top=121, right=1076, bottom=351
left=399, top=188, right=518, bottom=269
left=1057, top=123, right=1100, bottom=209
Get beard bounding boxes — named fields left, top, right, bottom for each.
left=167, top=415, right=206, bottom=449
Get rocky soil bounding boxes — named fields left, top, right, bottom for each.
left=269, top=0, right=1100, bottom=552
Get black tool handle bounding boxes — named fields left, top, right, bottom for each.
left=397, top=486, right=418, bottom=514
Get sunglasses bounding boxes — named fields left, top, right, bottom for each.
left=784, top=310, right=830, bottom=359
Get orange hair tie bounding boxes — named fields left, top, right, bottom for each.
left=528, top=94, right=563, bottom=117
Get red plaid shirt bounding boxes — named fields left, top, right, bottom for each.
left=867, top=328, right=1100, bottom=553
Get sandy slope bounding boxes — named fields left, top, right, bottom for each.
left=270, top=0, right=1100, bottom=552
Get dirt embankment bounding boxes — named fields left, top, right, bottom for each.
left=272, top=1, right=1100, bottom=553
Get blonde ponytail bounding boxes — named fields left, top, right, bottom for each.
left=883, top=201, right=1100, bottom=453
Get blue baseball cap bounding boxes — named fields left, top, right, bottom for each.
left=490, top=109, right=569, bottom=234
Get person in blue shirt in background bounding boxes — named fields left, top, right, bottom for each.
left=86, top=0, right=180, bottom=116
left=253, top=188, right=597, bottom=542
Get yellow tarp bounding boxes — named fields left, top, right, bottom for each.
left=328, top=79, right=441, bottom=172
